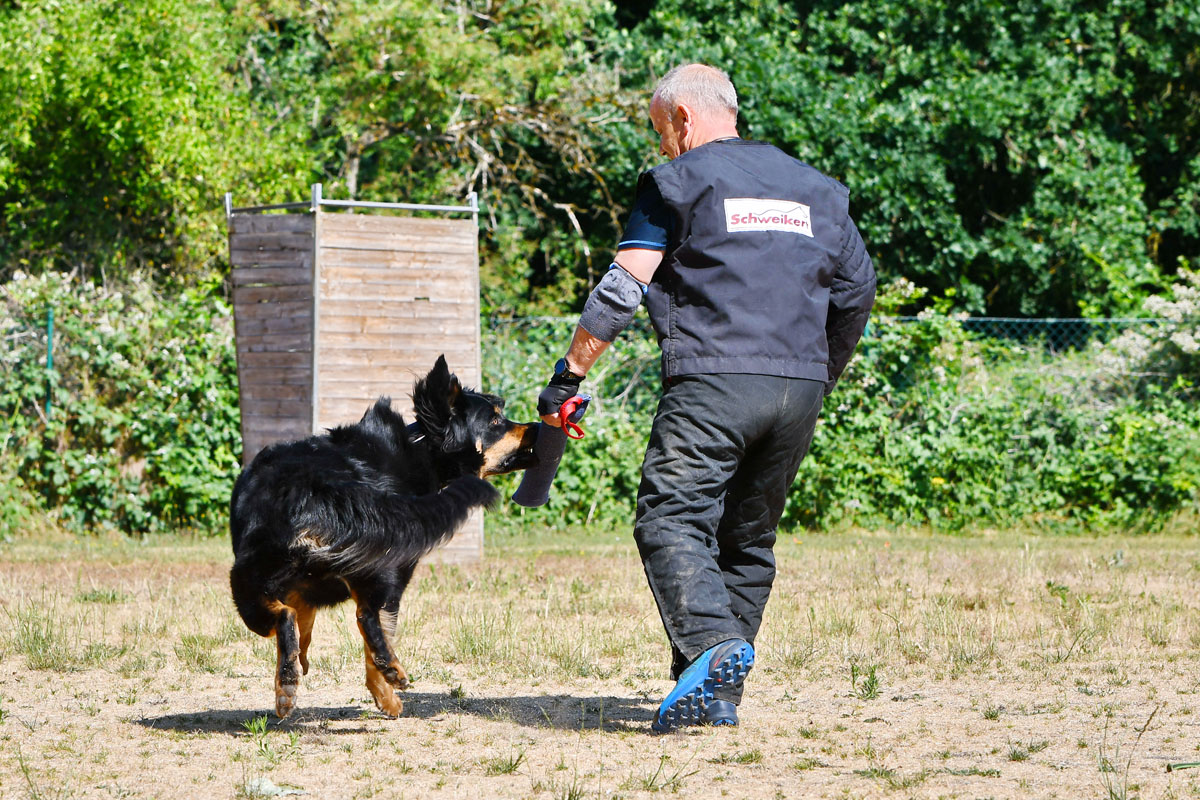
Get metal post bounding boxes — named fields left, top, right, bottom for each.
left=310, top=183, right=323, bottom=213
left=45, top=306, right=54, bottom=417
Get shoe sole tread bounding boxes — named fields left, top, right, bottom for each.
left=652, top=641, right=753, bottom=733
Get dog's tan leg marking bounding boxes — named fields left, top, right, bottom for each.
left=289, top=595, right=316, bottom=676
left=350, top=591, right=403, bottom=717
left=268, top=600, right=302, bottom=719
left=362, top=646, right=403, bottom=718
left=378, top=608, right=410, bottom=690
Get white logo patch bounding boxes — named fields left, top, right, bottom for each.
left=724, top=198, right=813, bottom=237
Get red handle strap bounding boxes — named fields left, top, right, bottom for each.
left=558, top=395, right=589, bottom=439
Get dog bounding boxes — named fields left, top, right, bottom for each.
left=229, top=355, right=538, bottom=719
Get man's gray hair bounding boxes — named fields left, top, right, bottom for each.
left=652, top=64, right=738, bottom=118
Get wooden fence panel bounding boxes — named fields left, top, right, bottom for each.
left=228, top=205, right=481, bottom=562
left=229, top=213, right=315, bottom=467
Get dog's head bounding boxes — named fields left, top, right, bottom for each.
left=412, top=355, right=539, bottom=479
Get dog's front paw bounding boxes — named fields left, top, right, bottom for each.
left=374, top=691, right=403, bottom=718
left=275, top=682, right=298, bottom=718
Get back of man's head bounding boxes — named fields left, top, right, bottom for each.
left=652, top=64, right=738, bottom=119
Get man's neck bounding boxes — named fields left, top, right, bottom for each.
left=686, top=116, right=739, bottom=151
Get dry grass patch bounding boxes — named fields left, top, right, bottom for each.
left=0, top=527, right=1198, bottom=798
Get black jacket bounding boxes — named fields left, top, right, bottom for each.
left=642, top=139, right=876, bottom=390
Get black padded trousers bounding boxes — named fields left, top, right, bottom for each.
left=633, top=373, right=825, bottom=704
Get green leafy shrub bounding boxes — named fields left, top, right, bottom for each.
left=1, top=272, right=240, bottom=535
left=483, top=285, right=1199, bottom=533
left=2, top=277, right=1196, bottom=536
left=789, top=280, right=1200, bottom=531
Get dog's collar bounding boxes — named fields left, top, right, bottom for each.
left=405, top=421, right=426, bottom=444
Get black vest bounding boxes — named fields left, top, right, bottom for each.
left=643, top=139, right=851, bottom=381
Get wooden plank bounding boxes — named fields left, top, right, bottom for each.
left=236, top=331, right=312, bottom=351
left=317, top=331, right=480, bottom=350
left=240, top=398, right=313, bottom=418
left=236, top=330, right=312, bottom=347
left=234, top=366, right=312, bottom=385
left=318, top=280, right=476, bottom=301
left=317, top=363, right=469, bottom=384
left=234, top=297, right=309, bottom=316
left=229, top=214, right=313, bottom=236
left=317, top=299, right=474, bottom=321
left=230, top=249, right=313, bottom=268
left=320, top=281, right=476, bottom=304
left=319, top=265, right=472, bottom=285
left=229, top=231, right=314, bottom=251
left=312, top=349, right=477, bottom=371
left=318, top=399, right=386, bottom=422
left=240, top=415, right=312, bottom=436
left=318, top=382, right=419, bottom=400
left=234, top=314, right=312, bottom=338
left=315, top=316, right=475, bottom=336
left=239, top=383, right=311, bottom=401
left=231, top=266, right=312, bottom=286
left=319, top=213, right=474, bottom=239
left=234, top=284, right=313, bottom=304
left=234, top=298, right=311, bottom=321
left=237, top=350, right=312, bottom=368
left=319, top=235, right=475, bottom=256
left=318, top=249, right=476, bottom=270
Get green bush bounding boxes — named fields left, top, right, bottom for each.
left=0, top=272, right=240, bottom=535
left=2, top=276, right=1196, bottom=537
left=486, top=282, right=1200, bottom=533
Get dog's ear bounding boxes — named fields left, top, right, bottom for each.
left=423, top=355, right=461, bottom=402
left=412, top=355, right=463, bottom=440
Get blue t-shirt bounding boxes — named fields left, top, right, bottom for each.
left=617, top=180, right=671, bottom=252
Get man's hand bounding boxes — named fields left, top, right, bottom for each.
left=538, top=359, right=584, bottom=426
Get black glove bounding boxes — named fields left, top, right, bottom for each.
left=537, top=358, right=584, bottom=417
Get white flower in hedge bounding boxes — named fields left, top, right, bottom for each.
left=1169, top=331, right=1198, bottom=354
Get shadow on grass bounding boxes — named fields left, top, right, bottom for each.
left=135, top=691, right=656, bottom=735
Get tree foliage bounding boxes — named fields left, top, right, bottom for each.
left=4, top=0, right=1196, bottom=315
left=0, top=0, right=310, bottom=282
left=225, top=0, right=647, bottom=314
left=630, top=0, right=1200, bottom=317
left=2, top=0, right=1199, bottom=534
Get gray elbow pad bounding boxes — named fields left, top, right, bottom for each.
left=578, top=265, right=646, bottom=342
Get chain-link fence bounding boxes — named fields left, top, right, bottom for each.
left=916, top=316, right=1160, bottom=351
left=487, top=316, right=1161, bottom=354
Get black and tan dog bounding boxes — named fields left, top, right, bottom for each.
left=229, top=356, right=537, bottom=718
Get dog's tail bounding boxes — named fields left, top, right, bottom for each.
left=307, top=475, right=499, bottom=573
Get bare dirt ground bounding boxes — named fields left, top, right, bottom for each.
left=0, top=527, right=1198, bottom=799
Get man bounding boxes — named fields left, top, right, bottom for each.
left=538, top=64, right=876, bottom=732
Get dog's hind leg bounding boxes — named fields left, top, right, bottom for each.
left=293, top=599, right=316, bottom=676
left=350, top=585, right=410, bottom=718
left=268, top=600, right=303, bottom=718
left=379, top=563, right=418, bottom=692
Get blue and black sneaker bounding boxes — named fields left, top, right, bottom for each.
left=701, top=699, right=739, bottom=726
left=651, top=638, right=754, bottom=733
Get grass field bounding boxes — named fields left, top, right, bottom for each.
left=0, top=524, right=1198, bottom=799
